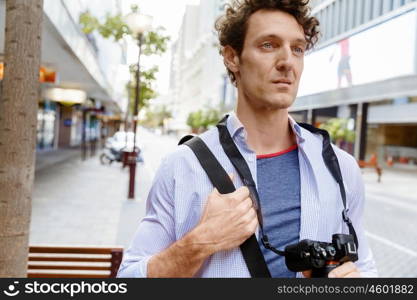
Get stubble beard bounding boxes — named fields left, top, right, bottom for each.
left=244, top=90, right=295, bottom=112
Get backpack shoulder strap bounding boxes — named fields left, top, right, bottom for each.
left=178, top=135, right=195, bottom=146
left=180, top=135, right=271, bottom=278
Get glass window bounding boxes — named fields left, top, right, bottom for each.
left=383, top=0, right=394, bottom=13
left=355, top=0, right=365, bottom=27
left=410, top=96, right=417, bottom=103
left=340, top=0, right=347, bottom=33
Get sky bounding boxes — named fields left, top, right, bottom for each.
left=121, top=0, right=201, bottom=95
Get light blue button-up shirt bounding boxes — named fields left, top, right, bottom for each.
left=117, top=113, right=378, bottom=278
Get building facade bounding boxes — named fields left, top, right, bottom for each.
left=293, top=0, right=417, bottom=169
left=0, top=0, right=129, bottom=151
left=169, top=0, right=236, bottom=131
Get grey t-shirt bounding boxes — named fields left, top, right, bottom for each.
left=256, top=145, right=301, bottom=278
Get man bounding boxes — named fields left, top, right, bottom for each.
left=118, top=0, right=377, bottom=278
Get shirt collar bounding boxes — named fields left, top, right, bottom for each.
left=288, top=114, right=306, bottom=144
left=226, top=111, right=245, bottom=138
left=226, top=111, right=305, bottom=144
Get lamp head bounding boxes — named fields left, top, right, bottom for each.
left=125, top=12, right=153, bottom=36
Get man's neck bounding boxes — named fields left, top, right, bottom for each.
left=235, top=103, right=296, bottom=156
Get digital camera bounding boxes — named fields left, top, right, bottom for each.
left=284, top=234, right=358, bottom=278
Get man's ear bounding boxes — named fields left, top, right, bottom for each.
left=223, top=46, right=240, bottom=73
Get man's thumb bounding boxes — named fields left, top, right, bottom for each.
left=212, top=188, right=220, bottom=195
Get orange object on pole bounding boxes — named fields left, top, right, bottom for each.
left=0, top=63, right=56, bottom=83
left=0, top=62, right=4, bottom=80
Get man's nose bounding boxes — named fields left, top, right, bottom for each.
left=275, top=46, right=293, bottom=72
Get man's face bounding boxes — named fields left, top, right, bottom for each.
left=234, top=9, right=306, bottom=110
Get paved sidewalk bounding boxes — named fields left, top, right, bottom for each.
left=35, top=148, right=82, bottom=173
left=31, top=157, right=133, bottom=247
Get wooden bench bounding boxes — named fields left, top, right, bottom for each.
left=358, top=153, right=382, bottom=183
left=28, top=246, right=123, bottom=278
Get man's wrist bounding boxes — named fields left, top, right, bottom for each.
left=147, top=228, right=213, bottom=278
left=180, top=225, right=217, bottom=259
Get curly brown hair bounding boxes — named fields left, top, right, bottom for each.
left=215, top=0, right=320, bottom=84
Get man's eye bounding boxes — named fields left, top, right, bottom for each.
left=293, top=47, right=305, bottom=54
left=261, top=42, right=274, bottom=49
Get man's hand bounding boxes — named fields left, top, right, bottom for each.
left=193, top=182, right=259, bottom=255
left=147, top=176, right=257, bottom=278
left=328, top=262, right=361, bottom=278
left=302, top=262, right=362, bottom=278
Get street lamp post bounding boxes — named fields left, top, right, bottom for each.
left=125, top=12, right=153, bottom=199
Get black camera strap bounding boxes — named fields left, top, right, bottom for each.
left=296, top=123, right=358, bottom=247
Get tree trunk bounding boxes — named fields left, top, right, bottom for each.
left=0, top=0, right=43, bottom=277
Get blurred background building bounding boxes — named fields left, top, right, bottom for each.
left=169, top=0, right=235, bottom=132
left=0, top=0, right=129, bottom=152
left=293, top=0, right=417, bottom=169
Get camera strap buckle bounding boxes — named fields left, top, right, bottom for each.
left=261, top=235, right=271, bottom=249
left=342, top=209, right=352, bottom=224
left=342, top=209, right=359, bottom=247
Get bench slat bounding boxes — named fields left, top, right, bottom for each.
left=28, top=245, right=123, bottom=278
left=29, top=246, right=122, bottom=255
left=28, top=265, right=110, bottom=271
left=29, top=257, right=111, bottom=263
left=28, top=272, right=110, bottom=278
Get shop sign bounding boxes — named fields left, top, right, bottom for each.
left=40, top=66, right=57, bottom=83
left=44, top=88, right=87, bottom=105
left=0, top=63, right=57, bottom=83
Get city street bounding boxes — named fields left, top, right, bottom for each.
left=362, top=168, right=417, bottom=277
left=30, top=129, right=417, bottom=277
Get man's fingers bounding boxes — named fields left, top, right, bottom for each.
left=228, top=173, right=235, bottom=182
left=343, top=272, right=361, bottom=278
left=211, top=188, right=220, bottom=196
left=247, top=213, right=259, bottom=232
left=241, top=206, right=257, bottom=223
left=328, top=262, right=358, bottom=278
left=230, top=186, right=250, bottom=201
left=302, top=270, right=312, bottom=278
left=235, top=197, right=253, bottom=213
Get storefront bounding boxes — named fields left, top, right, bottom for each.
left=44, top=87, right=87, bottom=149
left=37, top=100, right=58, bottom=150
left=366, top=97, right=417, bottom=168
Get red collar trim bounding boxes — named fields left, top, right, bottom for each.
left=256, top=144, right=298, bottom=159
